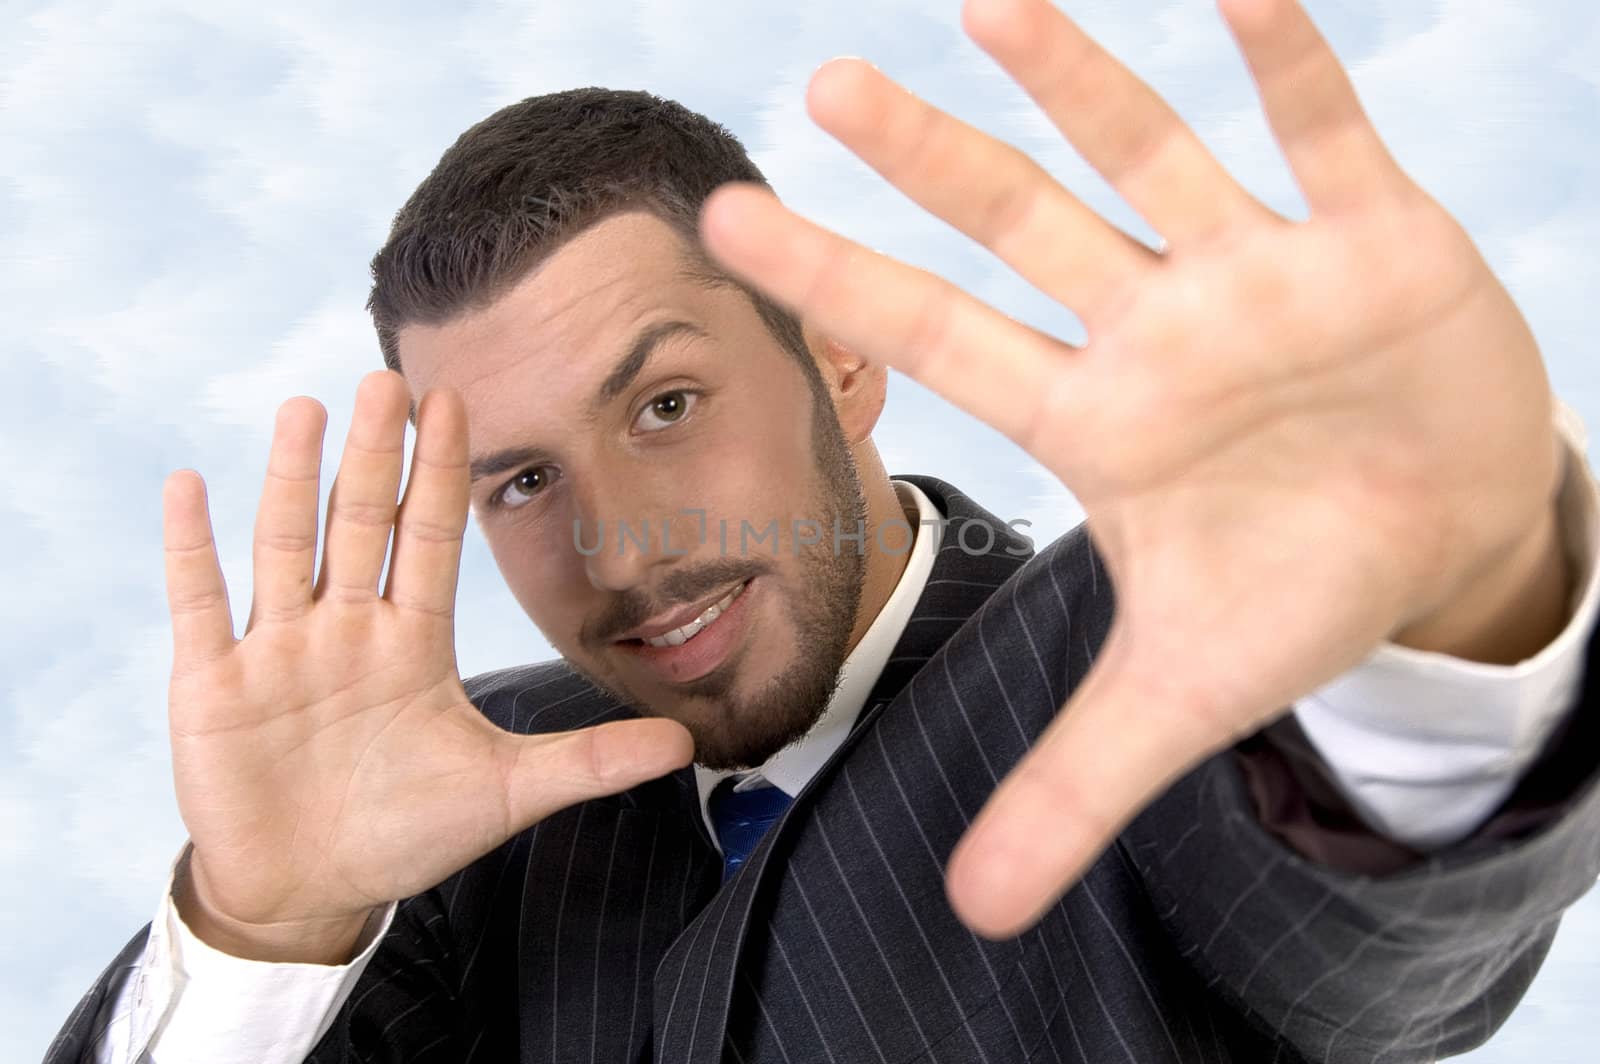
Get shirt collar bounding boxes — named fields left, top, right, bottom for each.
left=693, top=479, right=942, bottom=844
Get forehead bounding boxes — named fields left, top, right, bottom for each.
left=395, top=210, right=720, bottom=413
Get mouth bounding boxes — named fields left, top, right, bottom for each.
left=615, top=578, right=751, bottom=646
left=612, top=577, right=756, bottom=684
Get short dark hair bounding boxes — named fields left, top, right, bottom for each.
left=367, top=87, right=823, bottom=400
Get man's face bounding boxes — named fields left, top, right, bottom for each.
left=398, top=211, right=867, bottom=769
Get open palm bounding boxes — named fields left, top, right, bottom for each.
left=697, top=0, right=1561, bottom=937
left=163, top=373, right=691, bottom=956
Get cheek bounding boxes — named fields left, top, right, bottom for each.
left=483, top=518, right=588, bottom=628
left=688, top=466, right=806, bottom=547
left=687, top=399, right=818, bottom=517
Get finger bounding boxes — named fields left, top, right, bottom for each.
left=1219, top=0, right=1400, bottom=211
left=699, top=183, right=1083, bottom=449
left=805, top=58, right=1153, bottom=319
left=500, top=718, right=696, bottom=830
left=163, top=471, right=236, bottom=665
left=944, top=621, right=1236, bottom=938
left=961, top=0, right=1263, bottom=243
left=315, top=371, right=409, bottom=602
left=383, top=386, right=470, bottom=618
left=250, top=397, right=327, bottom=627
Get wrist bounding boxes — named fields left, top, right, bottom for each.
left=175, top=847, right=375, bottom=965
left=1391, top=497, right=1570, bottom=665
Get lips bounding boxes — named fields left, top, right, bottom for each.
left=613, top=579, right=750, bottom=644
left=612, top=575, right=759, bottom=685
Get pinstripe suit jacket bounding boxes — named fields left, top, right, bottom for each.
left=47, top=475, right=1600, bottom=1063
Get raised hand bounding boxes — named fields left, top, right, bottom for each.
left=162, top=371, right=692, bottom=961
left=696, top=0, right=1566, bottom=937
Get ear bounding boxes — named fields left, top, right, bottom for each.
left=810, top=331, right=888, bottom=445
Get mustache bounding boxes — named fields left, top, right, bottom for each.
left=589, top=557, right=769, bottom=643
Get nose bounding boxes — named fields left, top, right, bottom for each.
left=572, top=476, right=697, bottom=594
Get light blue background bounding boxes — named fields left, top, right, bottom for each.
left=3, top=1, right=1596, bottom=1058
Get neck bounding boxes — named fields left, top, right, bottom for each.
left=843, top=448, right=915, bottom=657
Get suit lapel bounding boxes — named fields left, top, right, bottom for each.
left=652, top=476, right=1033, bottom=1063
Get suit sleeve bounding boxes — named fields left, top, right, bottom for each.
left=36, top=842, right=421, bottom=1064
left=1122, top=615, right=1600, bottom=1062
left=40, top=924, right=150, bottom=1064
left=299, top=882, right=475, bottom=1063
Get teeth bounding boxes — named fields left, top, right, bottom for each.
left=643, top=581, right=746, bottom=648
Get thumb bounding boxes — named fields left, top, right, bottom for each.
left=944, top=621, right=1234, bottom=939
left=498, top=717, right=697, bottom=831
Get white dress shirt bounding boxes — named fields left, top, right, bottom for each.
left=95, top=409, right=1600, bottom=1063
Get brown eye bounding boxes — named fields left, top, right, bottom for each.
left=496, top=465, right=559, bottom=509
left=634, top=389, right=698, bottom=432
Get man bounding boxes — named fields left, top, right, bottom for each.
left=46, top=0, right=1600, bottom=1060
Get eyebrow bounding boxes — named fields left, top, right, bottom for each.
left=467, top=318, right=708, bottom=486
left=594, top=319, right=707, bottom=406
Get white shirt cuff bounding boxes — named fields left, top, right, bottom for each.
left=133, top=841, right=395, bottom=1063
left=1293, top=399, right=1600, bottom=851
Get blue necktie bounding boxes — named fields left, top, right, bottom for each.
left=709, top=775, right=793, bottom=882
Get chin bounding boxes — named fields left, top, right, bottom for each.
left=681, top=674, right=841, bottom=773
left=690, top=724, right=784, bottom=770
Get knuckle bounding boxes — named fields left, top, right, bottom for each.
left=168, top=588, right=226, bottom=615
left=1097, top=114, right=1173, bottom=189
left=389, top=594, right=454, bottom=620
left=331, top=498, right=397, bottom=528
left=320, top=581, right=376, bottom=606
left=407, top=450, right=469, bottom=475
left=263, top=466, right=319, bottom=486
left=897, top=99, right=949, bottom=181
left=255, top=529, right=318, bottom=555
left=341, top=437, right=405, bottom=460
left=974, top=159, right=1044, bottom=248
left=898, top=281, right=957, bottom=368
left=249, top=600, right=308, bottom=625
left=398, top=515, right=465, bottom=544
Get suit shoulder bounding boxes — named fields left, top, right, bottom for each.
left=1028, top=521, right=1109, bottom=603
left=463, top=660, right=632, bottom=735
left=980, top=519, right=1111, bottom=621
left=936, top=519, right=1116, bottom=687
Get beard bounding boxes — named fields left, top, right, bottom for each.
left=677, top=404, right=866, bottom=769
left=570, top=389, right=868, bottom=771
